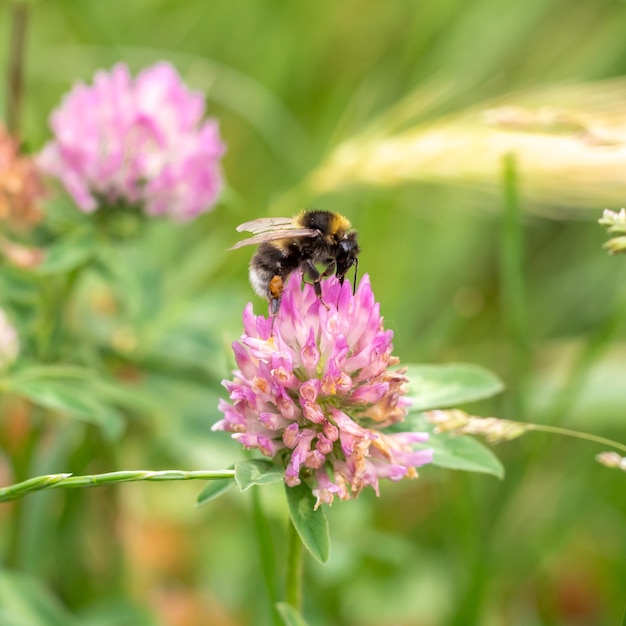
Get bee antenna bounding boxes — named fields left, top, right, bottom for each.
left=352, top=258, right=359, bottom=294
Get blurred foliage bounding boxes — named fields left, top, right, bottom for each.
left=0, top=0, right=625, bottom=625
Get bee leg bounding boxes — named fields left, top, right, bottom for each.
left=321, top=260, right=336, bottom=278
left=270, top=309, right=278, bottom=335
left=270, top=294, right=282, bottom=316
left=320, top=261, right=338, bottom=308
left=268, top=275, right=284, bottom=333
left=268, top=275, right=284, bottom=307
left=302, top=260, right=330, bottom=310
left=313, top=279, right=330, bottom=310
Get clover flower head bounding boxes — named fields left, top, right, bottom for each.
left=213, top=274, right=433, bottom=507
left=38, top=62, right=225, bottom=220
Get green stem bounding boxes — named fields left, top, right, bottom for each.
left=6, top=1, right=29, bottom=136
left=285, top=519, right=304, bottom=611
left=448, top=473, right=488, bottom=626
left=0, top=469, right=235, bottom=503
left=251, top=488, right=282, bottom=626
left=500, top=153, right=530, bottom=421
left=526, top=424, right=626, bottom=454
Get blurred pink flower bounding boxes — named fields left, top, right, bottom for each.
left=38, top=62, right=225, bottom=220
left=213, top=274, right=433, bottom=508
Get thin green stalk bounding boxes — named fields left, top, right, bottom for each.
left=459, top=153, right=530, bottom=625
left=285, top=519, right=304, bottom=611
left=500, top=153, right=530, bottom=421
left=0, top=469, right=235, bottom=503
left=437, top=412, right=626, bottom=453
left=449, top=153, right=528, bottom=623
left=526, top=423, right=626, bottom=454
left=251, top=488, right=282, bottom=626
left=448, top=473, right=489, bottom=626
left=6, top=1, right=29, bottom=136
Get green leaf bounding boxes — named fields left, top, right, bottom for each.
left=76, top=598, right=159, bottom=626
left=419, top=431, right=504, bottom=478
left=398, top=412, right=504, bottom=478
left=276, top=602, right=310, bottom=626
left=7, top=366, right=126, bottom=440
left=285, top=483, right=330, bottom=564
left=10, top=378, right=124, bottom=439
left=91, top=377, right=161, bottom=415
left=0, top=570, right=79, bottom=626
left=0, top=267, right=39, bottom=305
left=11, top=364, right=152, bottom=414
left=234, top=459, right=285, bottom=491
left=404, top=363, right=504, bottom=412
left=7, top=364, right=149, bottom=427
left=33, top=229, right=95, bottom=275
left=43, top=194, right=91, bottom=231
left=196, top=477, right=235, bottom=506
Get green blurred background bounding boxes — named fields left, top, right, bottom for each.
left=1, top=0, right=625, bottom=625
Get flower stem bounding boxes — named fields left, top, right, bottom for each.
left=0, top=469, right=235, bottom=503
left=251, top=487, right=282, bottom=626
left=285, top=519, right=304, bottom=611
left=500, top=153, right=530, bottom=421
left=6, top=1, right=29, bottom=137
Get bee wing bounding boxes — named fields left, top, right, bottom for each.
left=229, top=228, right=318, bottom=250
left=236, top=217, right=296, bottom=234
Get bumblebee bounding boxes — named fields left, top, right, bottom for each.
left=230, top=209, right=360, bottom=315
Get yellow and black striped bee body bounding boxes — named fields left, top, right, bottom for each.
left=230, top=209, right=359, bottom=315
